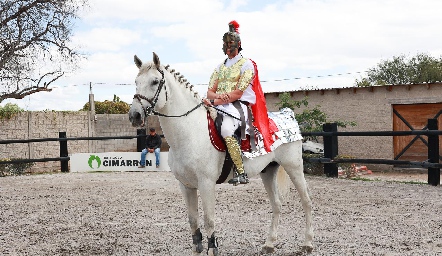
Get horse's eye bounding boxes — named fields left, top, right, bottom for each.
left=152, top=78, right=159, bottom=85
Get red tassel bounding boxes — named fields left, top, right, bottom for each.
left=229, top=20, right=240, bottom=33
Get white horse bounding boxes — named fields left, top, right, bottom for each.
left=129, top=52, right=313, bottom=255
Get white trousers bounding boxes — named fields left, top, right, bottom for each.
left=217, top=103, right=250, bottom=138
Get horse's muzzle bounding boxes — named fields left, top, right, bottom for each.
left=128, top=109, right=143, bottom=127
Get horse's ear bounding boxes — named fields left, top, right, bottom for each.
left=134, top=55, right=142, bottom=68
left=153, top=52, right=160, bottom=67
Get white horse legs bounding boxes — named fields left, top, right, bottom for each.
left=198, top=182, right=218, bottom=256
left=180, top=181, right=218, bottom=255
left=178, top=163, right=312, bottom=255
left=260, top=164, right=282, bottom=253
left=260, top=159, right=314, bottom=253
left=179, top=183, right=203, bottom=253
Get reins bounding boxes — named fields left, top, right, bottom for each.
left=209, top=105, right=241, bottom=121
left=157, top=102, right=205, bottom=118
left=132, top=65, right=245, bottom=120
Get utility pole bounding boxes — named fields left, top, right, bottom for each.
left=88, top=82, right=96, bottom=152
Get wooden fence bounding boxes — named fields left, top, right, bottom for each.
left=1, top=121, right=441, bottom=185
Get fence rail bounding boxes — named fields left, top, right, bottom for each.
left=310, top=158, right=442, bottom=168
left=0, top=132, right=144, bottom=167
left=0, top=135, right=140, bottom=144
left=304, top=130, right=442, bottom=136
left=304, top=118, right=440, bottom=186
left=1, top=120, right=441, bottom=185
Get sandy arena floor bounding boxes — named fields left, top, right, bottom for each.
left=0, top=171, right=441, bottom=255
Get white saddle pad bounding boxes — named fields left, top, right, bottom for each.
left=243, top=108, right=303, bottom=159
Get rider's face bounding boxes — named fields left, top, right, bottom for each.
left=222, top=36, right=240, bottom=58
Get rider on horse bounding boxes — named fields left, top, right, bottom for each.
left=203, top=20, right=272, bottom=185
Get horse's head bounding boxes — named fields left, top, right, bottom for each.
left=129, top=52, right=167, bottom=127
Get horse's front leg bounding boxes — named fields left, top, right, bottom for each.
left=179, top=183, right=204, bottom=253
left=198, top=181, right=218, bottom=256
left=259, top=165, right=282, bottom=254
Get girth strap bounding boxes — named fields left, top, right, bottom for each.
left=232, top=101, right=246, bottom=140
left=247, top=105, right=257, bottom=152
left=232, top=101, right=257, bottom=152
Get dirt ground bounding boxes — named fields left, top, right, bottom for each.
left=0, top=171, right=441, bottom=256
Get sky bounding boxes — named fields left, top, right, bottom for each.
left=4, top=0, right=442, bottom=111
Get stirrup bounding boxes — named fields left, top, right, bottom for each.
left=228, top=172, right=249, bottom=186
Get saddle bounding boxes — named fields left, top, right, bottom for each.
left=206, top=111, right=251, bottom=153
left=207, top=111, right=250, bottom=184
left=206, top=107, right=303, bottom=184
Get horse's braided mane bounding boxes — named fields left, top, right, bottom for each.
left=164, top=64, right=202, bottom=101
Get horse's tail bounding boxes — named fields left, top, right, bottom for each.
left=277, top=166, right=291, bottom=201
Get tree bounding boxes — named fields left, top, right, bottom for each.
left=0, top=0, right=87, bottom=103
left=0, top=102, right=23, bottom=119
left=276, top=93, right=357, bottom=175
left=275, top=93, right=356, bottom=141
left=81, top=95, right=130, bottom=114
left=355, top=53, right=442, bottom=86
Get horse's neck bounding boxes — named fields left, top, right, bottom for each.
left=158, top=80, right=208, bottom=150
left=160, top=112, right=206, bottom=148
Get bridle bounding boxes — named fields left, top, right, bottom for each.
left=133, top=67, right=166, bottom=117
left=133, top=66, right=204, bottom=118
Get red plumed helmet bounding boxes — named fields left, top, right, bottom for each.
left=223, top=20, right=242, bottom=53
left=228, top=20, right=240, bottom=33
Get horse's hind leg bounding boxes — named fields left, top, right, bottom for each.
left=259, top=163, right=282, bottom=253
left=285, top=164, right=314, bottom=252
left=179, top=183, right=204, bottom=253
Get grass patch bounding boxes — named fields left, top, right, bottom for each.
left=0, top=159, right=34, bottom=177
left=348, top=176, right=427, bottom=185
left=349, top=177, right=380, bottom=182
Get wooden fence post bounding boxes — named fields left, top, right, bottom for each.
left=137, top=128, right=146, bottom=152
left=427, top=119, right=440, bottom=186
left=323, top=123, right=338, bottom=177
left=59, top=132, right=69, bottom=172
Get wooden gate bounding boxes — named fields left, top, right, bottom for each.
left=393, top=103, right=442, bottom=162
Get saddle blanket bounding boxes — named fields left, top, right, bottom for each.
left=208, top=107, right=303, bottom=159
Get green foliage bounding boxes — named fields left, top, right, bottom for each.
left=0, top=103, right=24, bottom=119
left=302, top=153, right=323, bottom=175
left=355, top=53, right=442, bottom=86
left=0, top=159, right=34, bottom=177
left=275, top=93, right=308, bottom=109
left=354, top=77, right=371, bottom=87
left=295, top=105, right=327, bottom=135
left=276, top=93, right=356, bottom=140
left=80, top=94, right=130, bottom=114
left=303, top=153, right=360, bottom=177
left=276, top=93, right=357, bottom=176
left=408, top=53, right=442, bottom=83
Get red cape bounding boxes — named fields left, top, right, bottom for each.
left=250, top=60, right=277, bottom=152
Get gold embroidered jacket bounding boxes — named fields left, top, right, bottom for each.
left=208, top=57, right=254, bottom=94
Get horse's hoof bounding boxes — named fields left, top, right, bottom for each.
left=207, top=248, right=219, bottom=256
left=261, top=245, right=275, bottom=254
left=193, top=243, right=203, bottom=253
left=301, top=245, right=313, bottom=253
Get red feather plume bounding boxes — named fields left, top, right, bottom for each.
left=229, top=20, right=240, bottom=33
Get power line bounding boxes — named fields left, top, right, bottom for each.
left=195, top=71, right=368, bottom=85
left=50, top=70, right=368, bottom=89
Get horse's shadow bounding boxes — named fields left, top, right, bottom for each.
left=189, top=242, right=312, bottom=256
